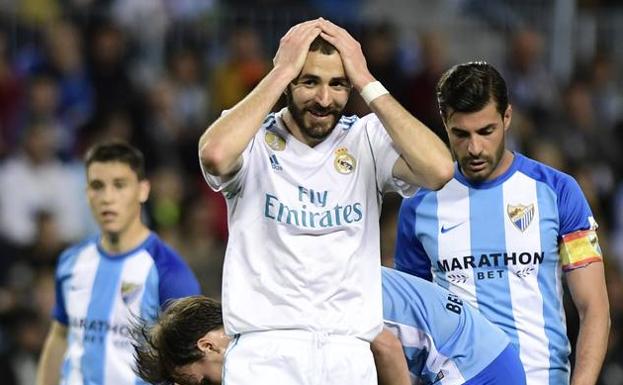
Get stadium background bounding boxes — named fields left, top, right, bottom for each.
left=0, top=0, right=621, bottom=383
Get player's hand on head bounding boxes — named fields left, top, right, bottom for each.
left=273, top=18, right=323, bottom=81
left=318, top=19, right=375, bottom=91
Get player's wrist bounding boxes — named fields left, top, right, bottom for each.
left=360, top=80, right=390, bottom=105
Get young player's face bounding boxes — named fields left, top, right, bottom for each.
left=287, top=50, right=350, bottom=143
left=86, top=161, right=149, bottom=236
left=445, top=100, right=512, bottom=182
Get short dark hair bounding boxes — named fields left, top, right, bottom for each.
left=436, top=61, right=509, bottom=121
left=309, top=36, right=337, bottom=55
left=84, top=141, right=146, bottom=180
left=133, top=296, right=223, bottom=385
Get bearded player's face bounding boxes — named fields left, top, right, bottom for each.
left=445, top=100, right=512, bottom=182
left=287, top=50, right=351, bottom=144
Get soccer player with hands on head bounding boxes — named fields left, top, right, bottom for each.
left=198, top=18, right=453, bottom=385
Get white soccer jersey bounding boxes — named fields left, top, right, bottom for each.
left=202, top=108, right=416, bottom=341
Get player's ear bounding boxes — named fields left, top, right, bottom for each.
left=503, top=105, right=512, bottom=131
left=197, top=333, right=214, bottom=353
left=138, top=180, right=150, bottom=204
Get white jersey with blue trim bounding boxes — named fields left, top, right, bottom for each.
left=202, top=108, right=416, bottom=341
left=52, top=233, right=200, bottom=385
left=395, top=153, right=598, bottom=385
left=382, top=267, right=509, bottom=385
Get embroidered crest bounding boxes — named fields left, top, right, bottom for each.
left=507, top=203, right=535, bottom=232
left=265, top=131, right=286, bottom=151
left=120, top=281, right=142, bottom=305
left=334, top=147, right=356, bottom=174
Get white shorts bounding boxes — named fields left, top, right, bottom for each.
left=222, top=330, right=377, bottom=385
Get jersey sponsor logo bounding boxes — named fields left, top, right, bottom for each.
left=440, top=222, right=464, bottom=233
left=264, top=131, right=286, bottom=151
left=334, top=147, right=356, bottom=174
left=507, top=203, right=535, bottom=232
left=120, top=281, right=142, bottom=305
left=438, top=251, right=544, bottom=281
left=264, top=194, right=363, bottom=229
left=263, top=184, right=364, bottom=229
left=69, top=316, right=134, bottom=347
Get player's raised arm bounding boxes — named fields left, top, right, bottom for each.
left=318, top=19, right=453, bottom=190
left=199, top=19, right=323, bottom=177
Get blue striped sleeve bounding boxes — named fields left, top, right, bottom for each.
left=394, top=192, right=433, bottom=280
left=556, top=174, right=594, bottom=235
left=147, top=239, right=201, bottom=307
left=520, top=156, right=595, bottom=236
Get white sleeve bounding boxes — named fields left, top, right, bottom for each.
left=199, top=137, right=254, bottom=199
left=361, top=113, right=419, bottom=198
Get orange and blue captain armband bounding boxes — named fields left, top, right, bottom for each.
left=560, top=229, right=603, bottom=272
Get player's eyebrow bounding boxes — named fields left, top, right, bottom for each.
left=450, top=123, right=496, bottom=134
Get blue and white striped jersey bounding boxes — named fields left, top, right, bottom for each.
left=382, top=267, right=510, bottom=385
left=395, top=153, right=602, bottom=385
left=52, top=233, right=201, bottom=385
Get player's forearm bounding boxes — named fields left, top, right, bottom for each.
left=199, top=67, right=293, bottom=176
left=369, top=94, right=454, bottom=189
left=570, top=307, right=610, bottom=385
left=36, top=324, right=67, bottom=385
left=372, top=329, right=412, bottom=385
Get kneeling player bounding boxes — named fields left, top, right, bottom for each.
left=133, top=270, right=526, bottom=385
left=375, top=267, right=526, bottom=385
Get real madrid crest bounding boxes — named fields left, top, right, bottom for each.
left=507, top=203, right=535, bottom=232
left=334, top=147, right=356, bottom=174
left=265, top=131, right=286, bottom=151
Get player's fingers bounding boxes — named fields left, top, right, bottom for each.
left=319, top=19, right=351, bottom=40
left=283, top=18, right=323, bottom=40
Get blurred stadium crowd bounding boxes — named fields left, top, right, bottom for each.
left=0, top=0, right=621, bottom=384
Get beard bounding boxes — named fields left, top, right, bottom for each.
left=286, top=92, right=344, bottom=142
left=455, top=136, right=506, bottom=183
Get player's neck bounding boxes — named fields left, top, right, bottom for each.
left=100, top=219, right=150, bottom=255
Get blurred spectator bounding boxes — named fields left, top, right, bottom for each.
left=111, top=0, right=169, bottom=85
left=551, top=79, right=617, bottom=209
left=209, top=25, right=269, bottom=116
left=146, top=166, right=186, bottom=234
left=0, top=31, right=25, bottom=157
left=4, top=307, right=46, bottom=385
left=20, top=74, right=67, bottom=155
left=361, top=20, right=408, bottom=104
left=17, top=0, right=61, bottom=27
left=404, top=30, right=449, bottom=142
left=502, top=28, right=559, bottom=123
left=587, top=53, right=622, bottom=132
left=0, top=122, right=86, bottom=248
left=166, top=48, right=210, bottom=172
left=42, top=20, right=94, bottom=158
left=86, top=21, right=141, bottom=129
left=172, top=195, right=225, bottom=299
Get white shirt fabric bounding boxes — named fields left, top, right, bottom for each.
left=201, top=108, right=416, bottom=341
